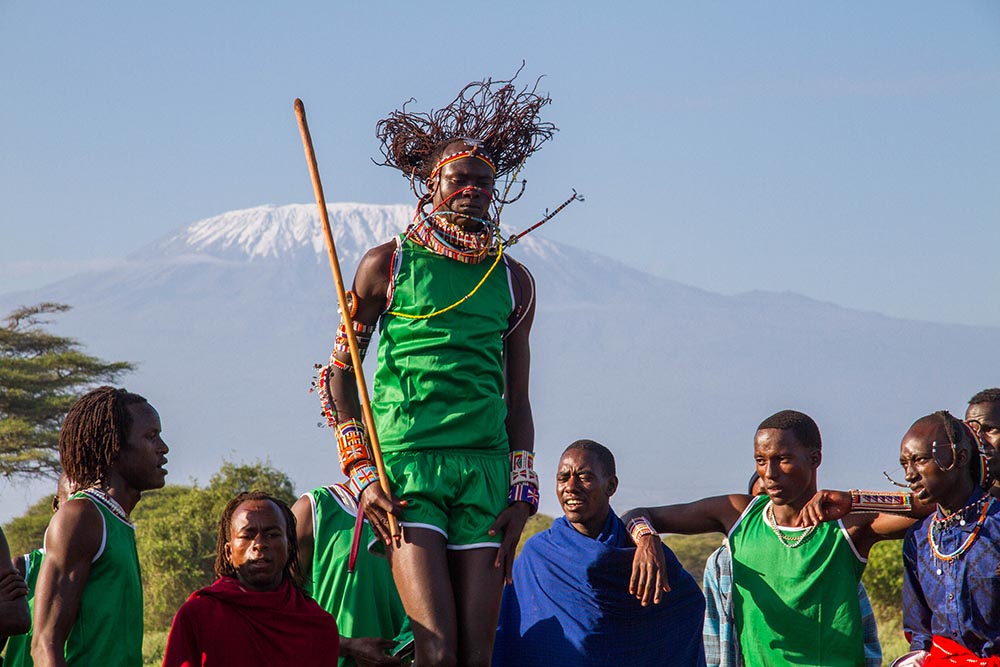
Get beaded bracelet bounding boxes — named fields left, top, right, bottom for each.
left=850, top=490, right=913, bottom=513
left=627, top=516, right=657, bottom=543
left=336, top=419, right=373, bottom=475
left=510, top=450, right=538, bottom=487
left=346, top=464, right=380, bottom=498
left=333, top=320, right=377, bottom=359
left=508, top=482, right=539, bottom=515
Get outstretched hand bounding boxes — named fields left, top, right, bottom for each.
left=359, top=483, right=407, bottom=546
left=629, top=534, right=670, bottom=606
left=801, top=489, right=853, bottom=527
left=488, top=502, right=531, bottom=584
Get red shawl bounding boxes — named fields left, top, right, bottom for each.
left=925, top=636, right=1000, bottom=666
left=162, top=576, right=339, bottom=667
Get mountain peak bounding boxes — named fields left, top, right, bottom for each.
left=134, top=203, right=414, bottom=262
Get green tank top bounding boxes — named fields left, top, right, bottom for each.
left=305, top=485, right=409, bottom=667
left=729, top=495, right=866, bottom=667
left=2, top=549, right=43, bottom=667
left=372, top=237, right=513, bottom=453
left=61, top=491, right=144, bottom=667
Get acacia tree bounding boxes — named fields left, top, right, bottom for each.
left=0, top=302, right=133, bottom=478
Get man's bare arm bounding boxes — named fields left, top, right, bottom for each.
left=489, top=259, right=536, bottom=582
left=291, top=495, right=315, bottom=581
left=31, top=499, right=103, bottom=667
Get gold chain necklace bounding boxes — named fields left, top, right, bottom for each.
left=766, top=502, right=816, bottom=549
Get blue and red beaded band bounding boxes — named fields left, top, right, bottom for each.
left=508, top=450, right=540, bottom=515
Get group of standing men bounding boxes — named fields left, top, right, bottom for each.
left=2, top=71, right=1000, bottom=667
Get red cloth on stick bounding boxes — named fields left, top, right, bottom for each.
left=162, top=576, right=339, bottom=667
left=925, top=636, right=1000, bottom=666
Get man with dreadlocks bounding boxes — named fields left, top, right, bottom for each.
left=317, top=72, right=557, bottom=666
left=31, top=386, right=168, bottom=667
left=967, top=388, right=1000, bottom=485
left=162, top=491, right=340, bottom=666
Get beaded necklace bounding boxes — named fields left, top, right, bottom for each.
left=82, top=487, right=134, bottom=527
left=765, top=502, right=816, bottom=549
left=927, top=495, right=994, bottom=562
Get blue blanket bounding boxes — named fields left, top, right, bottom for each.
left=494, top=511, right=706, bottom=666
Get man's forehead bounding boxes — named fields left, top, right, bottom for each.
left=968, top=402, right=1000, bottom=423
left=901, top=421, right=945, bottom=453
left=233, top=500, right=284, bottom=527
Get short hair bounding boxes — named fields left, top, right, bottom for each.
left=757, top=410, right=822, bottom=452
left=214, top=491, right=305, bottom=590
left=969, top=388, right=1000, bottom=405
left=563, top=439, right=616, bottom=477
left=59, top=386, right=148, bottom=489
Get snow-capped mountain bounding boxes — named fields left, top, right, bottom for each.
left=2, top=203, right=997, bottom=521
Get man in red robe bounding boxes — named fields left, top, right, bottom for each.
left=163, top=491, right=339, bottom=666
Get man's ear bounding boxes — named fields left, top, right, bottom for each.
left=224, top=542, right=232, bottom=564
left=810, top=449, right=822, bottom=470
left=607, top=475, right=619, bottom=498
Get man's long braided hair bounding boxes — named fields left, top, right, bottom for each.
left=375, top=65, right=557, bottom=199
left=59, top=386, right=148, bottom=489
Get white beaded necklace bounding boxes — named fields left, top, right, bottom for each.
left=82, top=487, right=133, bottom=526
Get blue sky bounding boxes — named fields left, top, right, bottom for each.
left=1, top=1, right=998, bottom=326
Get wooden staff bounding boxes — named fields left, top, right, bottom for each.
left=294, top=99, right=400, bottom=547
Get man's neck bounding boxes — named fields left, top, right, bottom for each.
left=97, top=474, right=141, bottom=516
left=938, top=478, right=978, bottom=515
left=769, top=488, right=816, bottom=527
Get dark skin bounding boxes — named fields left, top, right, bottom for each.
left=328, top=140, right=535, bottom=667
left=32, top=402, right=168, bottom=667
left=0, top=527, right=30, bottom=639
left=623, top=427, right=908, bottom=607
left=967, top=401, right=1000, bottom=488
left=556, top=447, right=620, bottom=538
left=804, top=418, right=967, bottom=523
left=225, top=500, right=289, bottom=593
left=292, top=493, right=402, bottom=667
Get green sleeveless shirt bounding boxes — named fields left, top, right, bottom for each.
left=61, top=491, right=144, bottom=667
left=2, top=548, right=43, bottom=667
left=372, top=237, right=513, bottom=453
left=305, top=485, right=409, bottom=667
left=729, top=495, right=866, bottom=667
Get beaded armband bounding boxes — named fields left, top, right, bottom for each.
left=850, top=490, right=913, bottom=513
left=310, top=364, right=338, bottom=428
left=509, top=483, right=540, bottom=514
left=333, top=320, right=377, bottom=363
left=627, top=516, right=657, bottom=543
left=347, top=464, right=380, bottom=497
left=336, top=419, right=373, bottom=475
left=508, top=450, right=540, bottom=515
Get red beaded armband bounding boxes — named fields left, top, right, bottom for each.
left=336, top=419, right=373, bottom=475
left=333, top=320, right=377, bottom=359
left=347, top=464, right=380, bottom=497
left=509, top=450, right=538, bottom=487
left=849, top=490, right=913, bottom=513
left=627, top=516, right=657, bottom=543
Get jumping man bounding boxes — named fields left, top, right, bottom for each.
left=317, top=72, right=557, bottom=666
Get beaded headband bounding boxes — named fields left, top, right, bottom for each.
left=428, top=139, right=497, bottom=180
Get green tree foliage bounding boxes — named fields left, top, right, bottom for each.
left=0, top=303, right=133, bottom=478
left=2, top=492, right=57, bottom=557
left=133, top=460, right=297, bottom=631
left=515, top=513, right=553, bottom=557
left=663, top=533, right=725, bottom=581
left=862, top=538, right=904, bottom=613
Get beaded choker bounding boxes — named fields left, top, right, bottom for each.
left=82, top=487, right=134, bottom=526
left=928, top=496, right=994, bottom=562
left=409, top=214, right=498, bottom=265
left=765, top=502, right=816, bottom=549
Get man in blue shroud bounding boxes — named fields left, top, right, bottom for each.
left=493, top=440, right=706, bottom=666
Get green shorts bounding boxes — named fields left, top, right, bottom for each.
left=383, top=449, right=508, bottom=549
